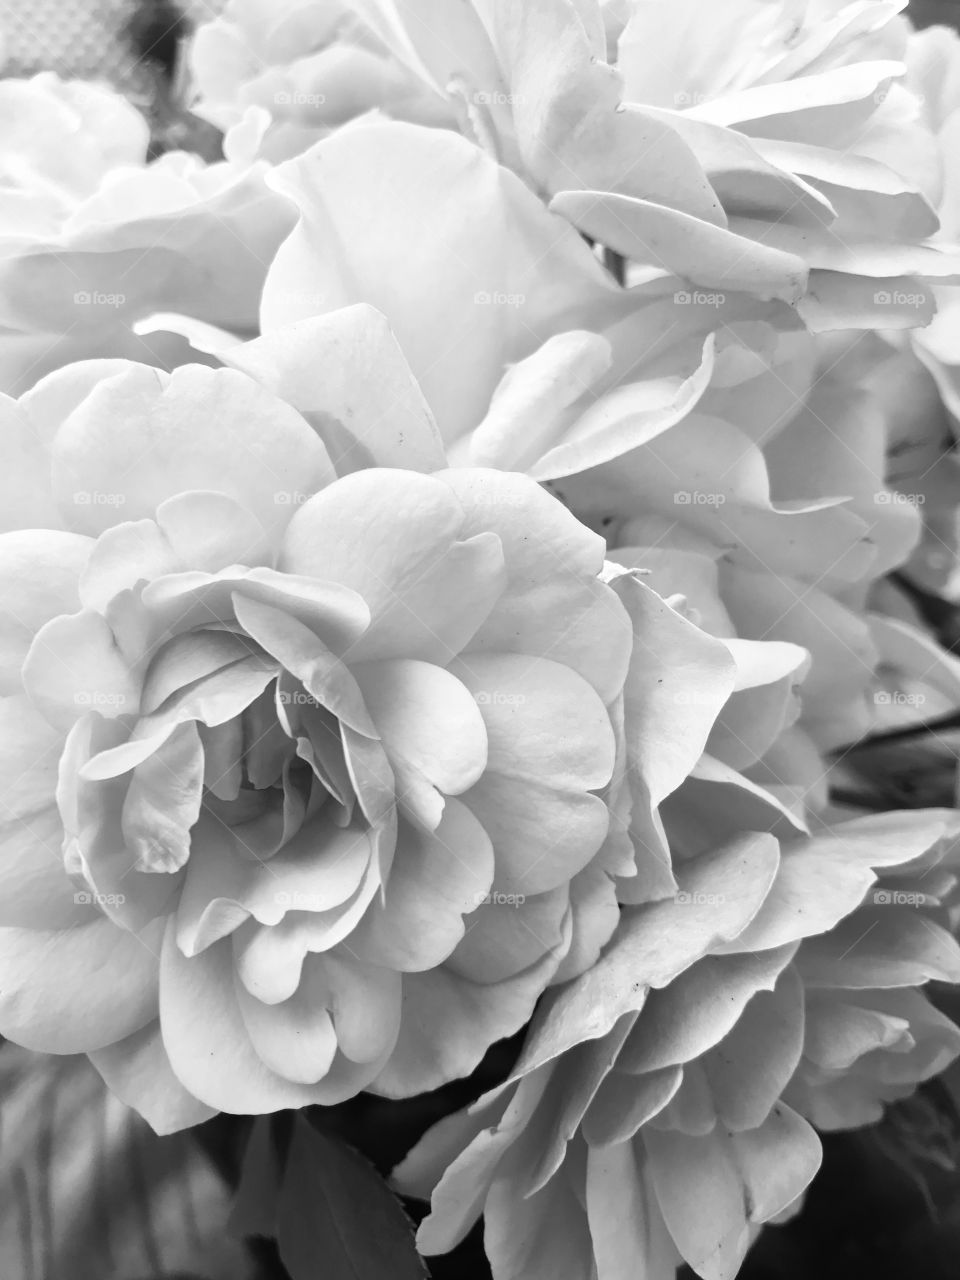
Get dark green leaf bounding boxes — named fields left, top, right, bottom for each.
left=229, top=1116, right=284, bottom=1243
left=277, top=1117, right=427, bottom=1280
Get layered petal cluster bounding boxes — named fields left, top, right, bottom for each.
left=0, top=73, right=293, bottom=395
left=552, top=325, right=960, bottom=766
left=170, top=112, right=957, bottom=788
left=189, top=0, right=960, bottom=327
left=604, top=567, right=812, bottom=879
left=395, top=809, right=960, bottom=1280
left=906, top=19, right=960, bottom=415
left=603, top=0, right=952, bottom=328
left=865, top=21, right=960, bottom=607
left=168, top=116, right=726, bottom=470
left=189, top=0, right=448, bottom=158
left=0, top=353, right=648, bottom=1128
left=5, top=8, right=960, bottom=1273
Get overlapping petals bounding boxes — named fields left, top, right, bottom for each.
left=189, top=0, right=448, bottom=158
left=195, top=112, right=957, bottom=775
left=906, top=20, right=960, bottom=414
left=882, top=21, right=960, bottom=605
left=0, top=355, right=650, bottom=1127
left=4, top=6, right=960, bottom=1274
left=143, top=114, right=727, bottom=483
left=550, top=322, right=960, bottom=767
left=395, top=809, right=960, bottom=1280
left=200, top=0, right=960, bottom=327
left=0, top=74, right=293, bottom=394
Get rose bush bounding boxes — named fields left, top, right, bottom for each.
left=3, top=6, right=960, bottom=1275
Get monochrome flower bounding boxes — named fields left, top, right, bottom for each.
left=4, top=5, right=960, bottom=1273
left=0, top=73, right=292, bottom=394
left=189, top=0, right=447, bottom=158
left=395, top=811, right=960, bottom=1280
left=0, top=356, right=638, bottom=1127
left=225, top=0, right=960, bottom=328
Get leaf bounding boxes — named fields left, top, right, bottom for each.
left=229, top=1116, right=284, bottom=1242
left=0, top=1043, right=252, bottom=1280
left=277, top=1116, right=427, bottom=1280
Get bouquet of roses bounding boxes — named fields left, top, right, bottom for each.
left=4, top=2, right=960, bottom=1277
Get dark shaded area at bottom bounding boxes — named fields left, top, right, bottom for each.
left=199, top=1073, right=960, bottom=1280
left=403, top=1115, right=960, bottom=1280
left=740, top=1124, right=960, bottom=1280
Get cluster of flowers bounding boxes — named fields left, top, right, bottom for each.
left=4, top=1, right=960, bottom=1276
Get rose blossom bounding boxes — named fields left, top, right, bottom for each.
left=0, top=350, right=644, bottom=1130
left=865, top=22, right=960, bottom=608
left=395, top=809, right=960, bottom=1280
left=171, top=112, right=960, bottom=800
left=189, top=0, right=448, bottom=160
left=550, top=325, right=960, bottom=771
left=904, top=19, right=960, bottom=419
left=193, top=0, right=960, bottom=327
left=0, top=73, right=293, bottom=395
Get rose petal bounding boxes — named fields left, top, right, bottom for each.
left=445, top=886, right=570, bottom=985
left=89, top=1020, right=216, bottom=1134
left=176, top=814, right=374, bottom=956
left=0, top=529, right=92, bottom=694
left=352, top=658, right=488, bottom=804
left=349, top=800, right=495, bottom=972
left=0, top=915, right=162, bottom=1052
left=226, top=305, right=446, bottom=473
left=23, top=608, right=140, bottom=730
left=50, top=363, right=335, bottom=535
left=374, top=935, right=569, bottom=1097
left=463, top=772, right=609, bottom=896
left=451, top=652, right=615, bottom=792
left=262, top=121, right=622, bottom=444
